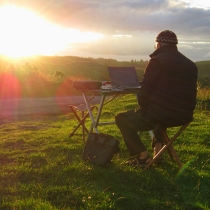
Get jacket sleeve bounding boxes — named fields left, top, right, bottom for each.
left=137, top=58, right=162, bottom=109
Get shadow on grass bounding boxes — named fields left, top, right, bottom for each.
left=6, top=155, right=206, bottom=210
left=0, top=114, right=209, bottom=210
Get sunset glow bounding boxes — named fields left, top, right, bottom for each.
left=0, top=0, right=209, bottom=62
left=0, top=6, right=103, bottom=58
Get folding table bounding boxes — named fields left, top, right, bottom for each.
left=81, top=88, right=140, bottom=133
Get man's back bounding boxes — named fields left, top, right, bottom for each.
left=138, top=45, right=198, bottom=127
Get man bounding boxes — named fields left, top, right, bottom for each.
left=115, top=30, right=198, bottom=168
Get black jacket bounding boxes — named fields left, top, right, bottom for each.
left=137, top=45, right=198, bottom=127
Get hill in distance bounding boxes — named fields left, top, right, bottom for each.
left=1, top=55, right=210, bottom=86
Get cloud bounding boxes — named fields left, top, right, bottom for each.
left=205, top=52, right=210, bottom=59
left=70, top=31, right=154, bottom=55
left=2, top=0, right=209, bottom=39
left=1, top=0, right=210, bottom=32
left=1, top=0, right=210, bottom=61
left=179, top=42, right=210, bottom=61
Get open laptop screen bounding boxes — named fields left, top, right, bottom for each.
left=107, top=66, right=140, bottom=89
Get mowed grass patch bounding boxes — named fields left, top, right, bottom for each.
left=0, top=95, right=210, bottom=210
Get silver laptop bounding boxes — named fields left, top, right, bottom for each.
left=103, top=66, right=140, bottom=91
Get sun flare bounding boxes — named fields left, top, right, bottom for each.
left=0, top=6, right=103, bottom=58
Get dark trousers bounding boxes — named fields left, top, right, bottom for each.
left=115, top=109, right=164, bottom=156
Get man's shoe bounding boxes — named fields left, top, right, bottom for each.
left=126, top=156, right=151, bottom=168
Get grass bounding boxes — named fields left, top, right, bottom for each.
left=0, top=94, right=210, bottom=210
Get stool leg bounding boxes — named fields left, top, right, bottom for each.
left=160, top=129, right=176, bottom=162
left=69, top=105, right=97, bottom=140
left=82, top=111, right=85, bottom=142
left=144, top=145, right=167, bottom=169
left=145, top=124, right=189, bottom=170
left=69, top=107, right=89, bottom=138
left=157, top=127, right=183, bottom=168
left=69, top=113, right=89, bottom=137
left=163, top=124, right=190, bottom=168
left=168, top=145, right=183, bottom=168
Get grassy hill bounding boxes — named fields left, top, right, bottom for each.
left=1, top=54, right=209, bottom=82
left=196, top=61, right=210, bottom=87
left=0, top=55, right=209, bottom=98
left=27, top=56, right=210, bottom=86
left=28, top=56, right=146, bottom=81
left=1, top=55, right=146, bottom=81
left=26, top=56, right=210, bottom=85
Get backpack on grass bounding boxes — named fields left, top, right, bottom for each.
left=82, top=133, right=120, bottom=166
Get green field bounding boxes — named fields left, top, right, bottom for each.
left=1, top=56, right=210, bottom=209
left=0, top=89, right=210, bottom=209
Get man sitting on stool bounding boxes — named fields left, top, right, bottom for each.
left=115, top=30, right=198, bottom=168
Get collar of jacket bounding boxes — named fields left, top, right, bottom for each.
left=149, top=45, right=178, bottom=58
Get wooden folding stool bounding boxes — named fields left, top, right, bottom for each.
left=144, top=122, right=191, bottom=170
left=69, top=104, right=97, bottom=141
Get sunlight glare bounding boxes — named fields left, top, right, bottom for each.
left=0, top=6, right=104, bottom=58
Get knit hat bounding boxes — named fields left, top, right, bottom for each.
left=155, top=30, right=178, bottom=44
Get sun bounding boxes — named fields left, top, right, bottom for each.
left=0, top=6, right=103, bottom=58
left=0, top=6, right=62, bottom=58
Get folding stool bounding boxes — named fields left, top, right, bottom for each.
left=69, top=104, right=97, bottom=141
left=144, top=122, right=191, bottom=170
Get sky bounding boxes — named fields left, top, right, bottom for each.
left=0, top=0, right=210, bottom=62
